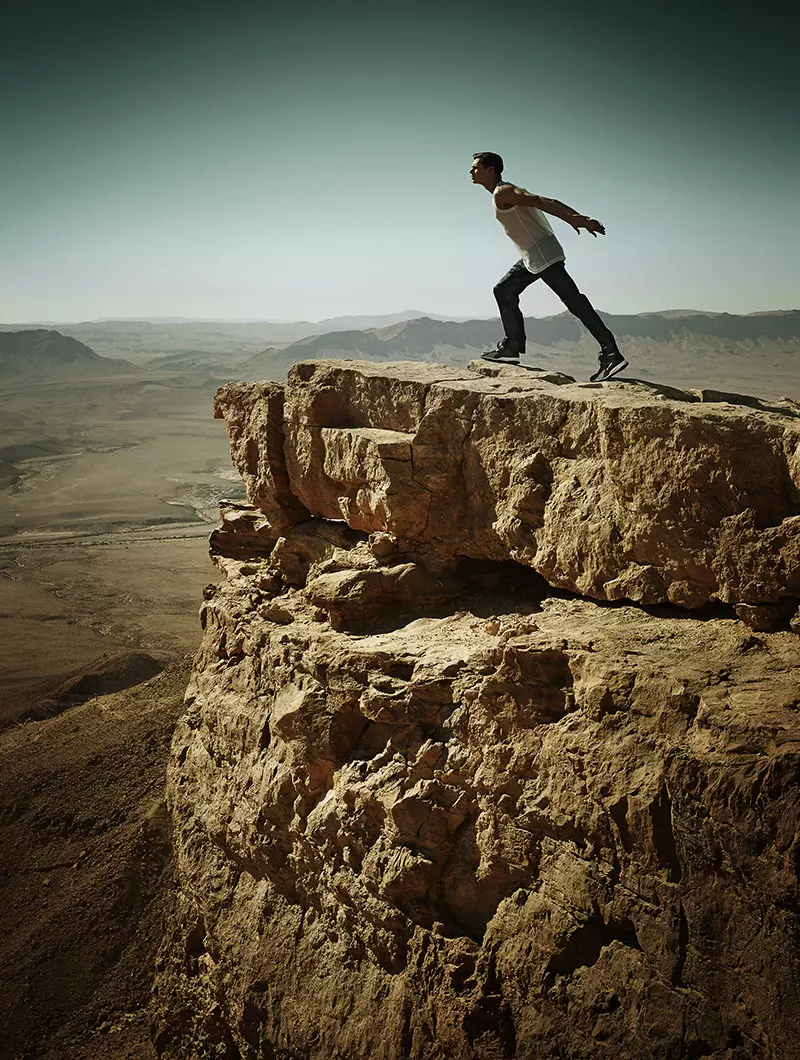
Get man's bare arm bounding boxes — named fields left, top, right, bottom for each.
left=494, top=185, right=606, bottom=236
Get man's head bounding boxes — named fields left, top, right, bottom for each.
left=470, top=151, right=504, bottom=189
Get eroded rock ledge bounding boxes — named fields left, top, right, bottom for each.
left=213, top=360, right=800, bottom=611
left=154, top=362, right=800, bottom=1059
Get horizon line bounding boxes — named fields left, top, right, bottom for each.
left=3, top=307, right=799, bottom=328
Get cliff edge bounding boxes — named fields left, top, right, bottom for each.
left=153, top=361, right=800, bottom=1059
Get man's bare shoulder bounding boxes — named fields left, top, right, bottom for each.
left=493, top=183, right=538, bottom=209
left=492, top=182, right=517, bottom=207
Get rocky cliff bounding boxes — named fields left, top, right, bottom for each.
left=154, top=361, right=800, bottom=1059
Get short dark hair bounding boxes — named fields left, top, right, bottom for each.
left=473, top=151, right=504, bottom=176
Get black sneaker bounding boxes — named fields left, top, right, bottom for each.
left=481, top=340, right=521, bottom=362
left=590, top=347, right=628, bottom=382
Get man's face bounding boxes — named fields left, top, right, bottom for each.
left=470, top=158, right=494, bottom=187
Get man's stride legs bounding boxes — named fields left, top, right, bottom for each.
left=483, top=259, right=628, bottom=381
left=490, top=258, right=616, bottom=352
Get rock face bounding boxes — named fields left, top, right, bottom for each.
left=154, top=362, right=800, bottom=1059
left=214, top=360, right=800, bottom=610
left=214, top=382, right=310, bottom=532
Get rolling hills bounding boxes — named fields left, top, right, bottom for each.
left=0, top=330, right=138, bottom=383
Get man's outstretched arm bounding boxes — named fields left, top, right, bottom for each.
left=494, top=185, right=606, bottom=236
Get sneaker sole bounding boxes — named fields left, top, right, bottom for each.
left=591, top=358, right=628, bottom=382
left=480, top=353, right=520, bottom=362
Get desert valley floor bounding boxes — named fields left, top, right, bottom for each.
left=0, top=372, right=232, bottom=1058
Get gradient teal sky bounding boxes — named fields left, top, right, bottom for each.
left=2, top=0, right=796, bottom=322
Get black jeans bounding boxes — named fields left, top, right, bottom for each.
left=493, top=259, right=616, bottom=352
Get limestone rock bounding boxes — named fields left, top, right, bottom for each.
left=208, top=500, right=279, bottom=560
left=733, top=601, right=795, bottom=633
left=153, top=519, right=800, bottom=1060
left=154, top=362, right=800, bottom=1058
left=214, top=380, right=309, bottom=532
left=216, top=360, right=800, bottom=609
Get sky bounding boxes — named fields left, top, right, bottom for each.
left=1, top=0, right=797, bottom=322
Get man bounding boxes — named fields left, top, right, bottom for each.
left=470, top=151, right=628, bottom=382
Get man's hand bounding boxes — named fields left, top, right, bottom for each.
left=569, top=215, right=606, bottom=237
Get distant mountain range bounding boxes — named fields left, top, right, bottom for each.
left=0, top=330, right=138, bottom=383
left=235, top=310, right=800, bottom=378
left=3, top=309, right=798, bottom=364
left=0, top=310, right=462, bottom=358
left=1, top=311, right=799, bottom=399
left=6, top=309, right=460, bottom=328
left=284, top=310, right=800, bottom=356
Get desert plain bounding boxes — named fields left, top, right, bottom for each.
left=0, top=361, right=240, bottom=1058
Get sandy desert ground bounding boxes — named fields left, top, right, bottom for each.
left=0, top=371, right=236, bottom=1058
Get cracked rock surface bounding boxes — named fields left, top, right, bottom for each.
left=154, top=363, right=800, bottom=1059
left=215, top=360, right=800, bottom=609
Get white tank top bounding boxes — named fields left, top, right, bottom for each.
left=494, top=185, right=565, bottom=274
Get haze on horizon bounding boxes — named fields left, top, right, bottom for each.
left=1, top=0, right=797, bottom=324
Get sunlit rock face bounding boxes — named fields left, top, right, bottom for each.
left=215, top=360, right=800, bottom=610
left=154, top=362, right=800, bottom=1060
